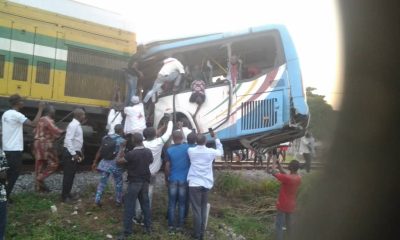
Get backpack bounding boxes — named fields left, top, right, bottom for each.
left=99, top=136, right=118, bottom=160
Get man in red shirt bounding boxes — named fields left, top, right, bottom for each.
left=271, top=159, right=301, bottom=240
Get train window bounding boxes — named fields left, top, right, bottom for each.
left=0, top=55, right=4, bottom=78
left=36, top=61, right=50, bottom=84
left=12, top=57, right=28, bottom=81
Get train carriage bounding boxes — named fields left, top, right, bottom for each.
left=0, top=0, right=136, bottom=148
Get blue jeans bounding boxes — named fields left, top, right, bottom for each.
left=125, top=73, right=138, bottom=105
left=95, top=168, right=123, bottom=204
left=123, top=181, right=151, bottom=235
left=0, top=201, right=6, bottom=240
left=275, top=210, right=292, bottom=240
left=189, top=186, right=209, bottom=239
left=167, top=181, right=188, bottom=228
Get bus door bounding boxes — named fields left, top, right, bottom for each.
left=0, top=19, right=12, bottom=95
left=7, top=22, right=35, bottom=96
left=30, top=26, right=58, bottom=99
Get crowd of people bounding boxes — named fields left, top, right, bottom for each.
left=0, top=93, right=226, bottom=240
left=0, top=92, right=310, bottom=240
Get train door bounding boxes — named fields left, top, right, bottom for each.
left=30, top=27, right=57, bottom=99
left=52, top=32, right=66, bottom=101
left=0, top=19, right=12, bottom=95
left=7, top=22, right=35, bottom=96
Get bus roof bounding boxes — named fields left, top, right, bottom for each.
left=7, top=0, right=135, bottom=32
left=141, top=24, right=288, bottom=59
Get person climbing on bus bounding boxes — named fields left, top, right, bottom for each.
left=143, top=57, right=185, bottom=103
left=124, top=60, right=144, bottom=106
left=124, top=45, right=145, bottom=105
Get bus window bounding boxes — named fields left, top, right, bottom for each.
left=177, top=44, right=228, bottom=88
left=231, top=31, right=284, bottom=81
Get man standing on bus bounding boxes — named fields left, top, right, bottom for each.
left=143, top=57, right=185, bottom=103
left=1, top=94, right=45, bottom=202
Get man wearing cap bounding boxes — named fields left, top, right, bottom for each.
left=1, top=94, right=45, bottom=201
left=124, top=96, right=146, bottom=151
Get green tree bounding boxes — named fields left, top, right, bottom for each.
left=306, top=87, right=337, bottom=141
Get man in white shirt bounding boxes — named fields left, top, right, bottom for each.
left=107, top=102, right=123, bottom=135
left=299, top=132, right=315, bottom=173
left=124, top=96, right=146, bottom=135
left=143, top=57, right=185, bottom=103
left=61, top=108, right=85, bottom=203
left=187, top=132, right=223, bottom=240
left=133, top=114, right=173, bottom=223
left=124, top=96, right=146, bottom=151
left=172, top=119, right=193, bottom=144
left=1, top=94, right=44, bottom=200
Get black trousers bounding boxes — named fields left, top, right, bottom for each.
left=303, top=153, right=312, bottom=173
left=61, top=148, right=78, bottom=199
left=4, top=151, right=22, bottom=199
left=189, top=186, right=209, bottom=239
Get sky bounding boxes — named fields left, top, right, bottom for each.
left=75, top=0, right=343, bottom=109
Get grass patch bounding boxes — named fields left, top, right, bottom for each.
left=220, top=208, right=274, bottom=240
left=214, top=171, right=279, bottom=199
left=297, top=171, right=321, bottom=207
left=5, top=171, right=319, bottom=239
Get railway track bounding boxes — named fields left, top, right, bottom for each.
left=213, top=160, right=324, bottom=170
left=20, top=159, right=323, bottom=174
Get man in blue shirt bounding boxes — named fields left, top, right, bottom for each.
left=164, top=130, right=191, bottom=233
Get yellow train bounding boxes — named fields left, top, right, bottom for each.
left=0, top=0, right=135, bottom=105
left=0, top=0, right=136, bottom=142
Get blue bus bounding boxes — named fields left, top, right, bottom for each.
left=138, top=24, right=309, bottom=152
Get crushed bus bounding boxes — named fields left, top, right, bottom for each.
left=138, top=25, right=309, bottom=153
left=0, top=0, right=309, bottom=159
